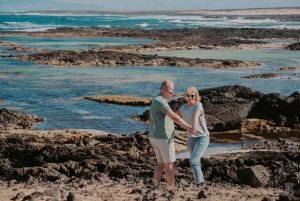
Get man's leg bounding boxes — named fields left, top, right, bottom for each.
left=164, top=162, right=175, bottom=186
left=153, top=162, right=164, bottom=182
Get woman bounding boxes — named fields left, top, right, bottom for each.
left=176, top=86, right=210, bottom=184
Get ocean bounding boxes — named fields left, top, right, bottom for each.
left=1, top=13, right=300, bottom=31
left=0, top=13, right=300, bottom=154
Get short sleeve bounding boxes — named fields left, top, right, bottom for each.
left=154, top=98, right=172, bottom=114
left=195, top=102, right=204, bottom=113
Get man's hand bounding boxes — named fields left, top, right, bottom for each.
left=188, top=125, right=197, bottom=134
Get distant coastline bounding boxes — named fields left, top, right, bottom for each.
left=2, top=7, right=300, bottom=16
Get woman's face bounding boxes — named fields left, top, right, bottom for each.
left=186, top=91, right=196, bottom=105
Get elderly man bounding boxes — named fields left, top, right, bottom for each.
left=149, top=80, right=196, bottom=186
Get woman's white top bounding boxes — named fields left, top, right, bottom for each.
left=179, top=102, right=210, bottom=138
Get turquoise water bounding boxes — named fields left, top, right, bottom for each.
left=1, top=47, right=299, bottom=133
left=0, top=35, right=158, bottom=50
left=1, top=13, right=300, bottom=31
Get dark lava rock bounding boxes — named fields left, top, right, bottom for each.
left=0, top=108, right=44, bottom=129
left=241, top=73, right=280, bottom=78
left=286, top=42, right=300, bottom=50
left=237, top=165, right=270, bottom=188
left=135, top=85, right=300, bottom=132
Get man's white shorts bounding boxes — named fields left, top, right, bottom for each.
left=149, top=138, right=176, bottom=163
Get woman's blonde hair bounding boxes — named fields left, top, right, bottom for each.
left=185, top=86, right=201, bottom=102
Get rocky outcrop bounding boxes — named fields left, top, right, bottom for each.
left=6, top=46, right=47, bottom=52
left=278, top=67, right=296, bottom=71
left=78, top=95, right=152, bottom=106
left=241, top=73, right=280, bottom=78
left=3, top=27, right=300, bottom=68
left=5, top=49, right=260, bottom=68
left=0, top=39, right=18, bottom=46
left=0, top=108, right=44, bottom=130
left=285, top=42, right=300, bottom=50
left=2, top=27, right=299, bottom=48
left=247, top=91, right=300, bottom=128
left=134, top=85, right=300, bottom=132
left=194, top=85, right=263, bottom=131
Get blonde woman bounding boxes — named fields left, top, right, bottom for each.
left=176, top=86, right=210, bottom=184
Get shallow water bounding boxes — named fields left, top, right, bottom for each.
left=1, top=47, right=300, bottom=134
left=0, top=35, right=158, bottom=50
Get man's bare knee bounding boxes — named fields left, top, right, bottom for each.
left=157, top=162, right=164, bottom=168
left=164, top=162, right=174, bottom=170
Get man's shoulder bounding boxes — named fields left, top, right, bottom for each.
left=153, top=94, right=164, bottom=102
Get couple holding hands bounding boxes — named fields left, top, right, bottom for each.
left=149, top=80, right=210, bottom=186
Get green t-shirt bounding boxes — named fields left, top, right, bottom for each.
left=149, top=94, right=174, bottom=139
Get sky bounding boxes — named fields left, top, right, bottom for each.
left=1, top=0, right=300, bottom=11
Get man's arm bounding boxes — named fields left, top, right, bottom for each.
left=166, top=110, right=197, bottom=134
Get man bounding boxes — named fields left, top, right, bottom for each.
left=149, top=80, right=196, bottom=186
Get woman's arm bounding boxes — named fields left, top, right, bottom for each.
left=175, top=109, right=182, bottom=117
left=193, top=109, right=202, bottom=126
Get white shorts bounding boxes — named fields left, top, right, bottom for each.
left=149, top=138, right=176, bottom=163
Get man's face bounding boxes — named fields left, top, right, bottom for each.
left=163, top=83, right=174, bottom=98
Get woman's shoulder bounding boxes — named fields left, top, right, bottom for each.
left=195, top=101, right=204, bottom=109
left=196, top=101, right=202, bottom=106
left=180, top=103, right=188, bottom=107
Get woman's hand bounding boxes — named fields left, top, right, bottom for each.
left=189, top=125, right=197, bottom=134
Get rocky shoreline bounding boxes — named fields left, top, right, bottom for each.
left=1, top=27, right=300, bottom=68
left=2, top=85, right=299, bottom=200
left=0, top=118, right=299, bottom=200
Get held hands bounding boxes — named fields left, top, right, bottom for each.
left=188, top=125, right=197, bottom=134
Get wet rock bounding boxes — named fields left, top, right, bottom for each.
left=6, top=46, right=47, bottom=52
left=10, top=49, right=260, bottom=68
left=80, top=95, right=152, bottom=106
left=285, top=42, right=300, bottom=50
left=241, top=73, right=280, bottom=78
left=277, top=67, right=296, bottom=71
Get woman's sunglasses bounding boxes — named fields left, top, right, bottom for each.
left=186, top=94, right=195, bottom=98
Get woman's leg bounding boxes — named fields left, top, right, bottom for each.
left=188, top=136, right=210, bottom=183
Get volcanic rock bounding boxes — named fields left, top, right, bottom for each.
left=0, top=108, right=44, bottom=130
left=241, top=73, right=280, bottom=78
left=286, top=42, right=300, bottom=50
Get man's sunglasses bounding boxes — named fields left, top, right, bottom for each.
left=186, top=95, right=195, bottom=98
